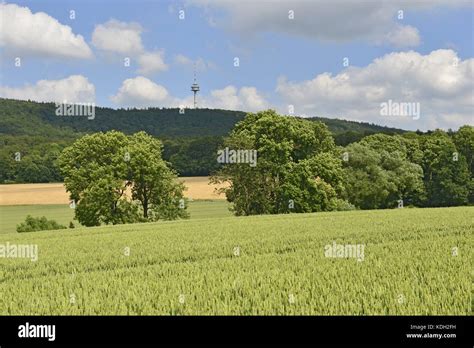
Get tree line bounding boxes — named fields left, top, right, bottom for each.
left=0, top=135, right=224, bottom=182
left=54, top=110, right=473, bottom=227
left=212, top=111, right=473, bottom=214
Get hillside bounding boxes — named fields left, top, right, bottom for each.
left=0, top=98, right=407, bottom=181
left=0, top=98, right=405, bottom=140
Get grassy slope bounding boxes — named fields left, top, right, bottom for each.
left=0, top=200, right=232, bottom=234
left=0, top=207, right=471, bottom=315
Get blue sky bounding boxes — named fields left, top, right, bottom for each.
left=0, top=0, right=473, bottom=130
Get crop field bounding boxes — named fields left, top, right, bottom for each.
left=0, top=200, right=232, bottom=234
left=0, top=177, right=226, bottom=205
left=0, top=206, right=471, bottom=315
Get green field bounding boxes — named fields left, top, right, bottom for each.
left=0, top=200, right=232, bottom=234
left=0, top=206, right=471, bottom=315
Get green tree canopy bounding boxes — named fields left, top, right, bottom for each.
left=343, top=134, right=425, bottom=209
left=211, top=110, right=349, bottom=215
left=58, top=131, right=187, bottom=226
left=419, top=130, right=470, bottom=206
left=452, top=125, right=474, bottom=203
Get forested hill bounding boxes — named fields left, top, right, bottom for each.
left=0, top=98, right=245, bottom=138
left=0, top=97, right=407, bottom=181
left=0, top=98, right=404, bottom=141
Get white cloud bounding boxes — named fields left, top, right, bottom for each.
left=211, top=86, right=268, bottom=111
left=239, top=87, right=269, bottom=110
left=137, top=51, right=168, bottom=75
left=110, top=76, right=268, bottom=111
left=0, top=3, right=92, bottom=59
left=0, top=75, right=95, bottom=103
left=189, top=0, right=469, bottom=47
left=179, top=85, right=268, bottom=111
left=110, top=76, right=169, bottom=107
left=91, top=19, right=144, bottom=54
left=385, top=25, right=421, bottom=47
left=207, top=86, right=240, bottom=110
left=174, top=54, right=216, bottom=71
left=276, top=49, right=474, bottom=130
left=92, top=19, right=169, bottom=75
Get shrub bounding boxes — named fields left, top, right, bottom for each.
left=329, top=198, right=356, bottom=211
left=16, top=215, right=67, bottom=233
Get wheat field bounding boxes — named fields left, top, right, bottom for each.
left=0, top=207, right=471, bottom=315
left=0, top=177, right=226, bottom=205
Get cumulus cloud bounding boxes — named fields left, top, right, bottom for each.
left=0, top=75, right=95, bottom=103
left=174, top=84, right=269, bottom=111
left=276, top=49, right=474, bottom=130
left=92, top=19, right=170, bottom=75
left=92, top=19, right=144, bottom=54
left=207, top=86, right=268, bottom=111
left=137, top=51, right=168, bottom=75
left=0, top=3, right=92, bottom=59
left=110, top=76, right=170, bottom=107
left=189, top=0, right=469, bottom=47
left=110, top=76, right=268, bottom=111
left=385, top=25, right=421, bottom=47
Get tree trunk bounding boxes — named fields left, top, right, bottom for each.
left=143, top=193, right=148, bottom=218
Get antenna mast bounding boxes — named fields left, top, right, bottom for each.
left=190, top=63, right=200, bottom=109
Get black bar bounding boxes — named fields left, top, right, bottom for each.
left=0, top=316, right=471, bottom=346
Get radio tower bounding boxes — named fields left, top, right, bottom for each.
left=191, top=64, right=200, bottom=109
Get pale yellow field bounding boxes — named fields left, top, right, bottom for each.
left=177, top=176, right=227, bottom=201
left=0, top=177, right=227, bottom=205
